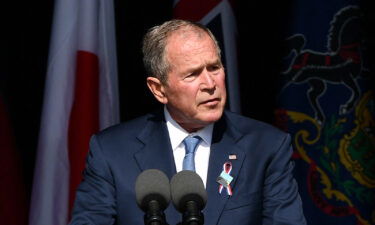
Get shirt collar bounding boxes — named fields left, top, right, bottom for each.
left=164, top=106, right=213, bottom=150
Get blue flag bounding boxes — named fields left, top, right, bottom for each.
left=275, top=2, right=375, bottom=225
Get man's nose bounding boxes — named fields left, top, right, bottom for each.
left=201, top=70, right=216, bottom=90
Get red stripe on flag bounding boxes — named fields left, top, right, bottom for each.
left=68, top=50, right=100, bottom=212
left=174, top=0, right=222, bottom=21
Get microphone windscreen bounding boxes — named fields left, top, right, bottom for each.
left=135, top=169, right=171, bottom=211
left=170, top=170, right=207, bottom=212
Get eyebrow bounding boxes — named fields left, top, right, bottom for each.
left=189, top=58, right=221, bottom=71
left=210, top=59, right=222, bottom=66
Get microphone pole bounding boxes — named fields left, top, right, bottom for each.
left=183, top=201, right=203, bottom=225
left=145, top=200, right=167, bottom=225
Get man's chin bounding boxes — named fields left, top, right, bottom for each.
left=199, top=110, right=224, bottom=124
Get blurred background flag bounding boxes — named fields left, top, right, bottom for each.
left=275, top=1, right=375, bottom=225
left=173, top=0, right=241, bottom=113
left=29, top=0, right=119, bottom=224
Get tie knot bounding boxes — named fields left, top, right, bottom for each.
left=183, top=136, right=201, bottom=154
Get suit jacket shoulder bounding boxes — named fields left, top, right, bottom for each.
left=92, top=110, right=166, bottom=157
left=222, top=110, right=290, bottom=156
left=96, top=111, right=162, bottom=142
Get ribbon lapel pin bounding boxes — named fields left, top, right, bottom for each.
left=216, top=161, right=233, bottom=196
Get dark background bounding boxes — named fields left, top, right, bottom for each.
left=1, top=0, right=374, bottom=214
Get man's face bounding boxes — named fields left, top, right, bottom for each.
left=159, top=30, right=226, bottom=132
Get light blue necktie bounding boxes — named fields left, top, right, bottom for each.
left=182, top=136, right=201, bottom=171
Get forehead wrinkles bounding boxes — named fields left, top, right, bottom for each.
left=165, top=30, right=216, bottom=70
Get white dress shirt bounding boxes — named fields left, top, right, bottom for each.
left=164, top=106, right=213, bottom=187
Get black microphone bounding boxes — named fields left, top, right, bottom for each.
left=135, top=169, right=171, bottom=225
left=170, top=171, right=207, bottom=225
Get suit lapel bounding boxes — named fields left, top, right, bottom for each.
left=203, top=114, right=246, bottom=225
left=133, top=111, right=177, bottom=179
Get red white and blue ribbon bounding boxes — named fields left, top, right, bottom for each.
left=218, top=161, right=233, bottom=196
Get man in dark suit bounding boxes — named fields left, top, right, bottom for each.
left=70, top=20, right=306, bottom=225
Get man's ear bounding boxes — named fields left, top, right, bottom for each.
left=146, top=77, right=168, bottom=104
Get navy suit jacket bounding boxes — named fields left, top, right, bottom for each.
left=70, top=110, right=306, bottom=225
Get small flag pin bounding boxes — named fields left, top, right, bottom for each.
left=229, top=154, right=237, bottom=160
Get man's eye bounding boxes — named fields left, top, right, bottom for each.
left=184, top=72, right=198, bottom=80
left=186, top=71, right=199, bottom=78
left=208, top=65, right=221, bottom=72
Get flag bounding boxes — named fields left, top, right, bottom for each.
left=173, top=0, right=241, bottom=113
left=0, top=95, right=28, bottom=225
left=275, top=2, right=375, bottom=225
left=29, top=0, right=120, bottom=224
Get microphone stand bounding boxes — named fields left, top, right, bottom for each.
left=182, top=201, right=204, bottom=225
left=144, top=200, right=168, bottom=225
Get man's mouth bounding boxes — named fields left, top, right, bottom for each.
left=200, top=98, right=220, bottom=106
